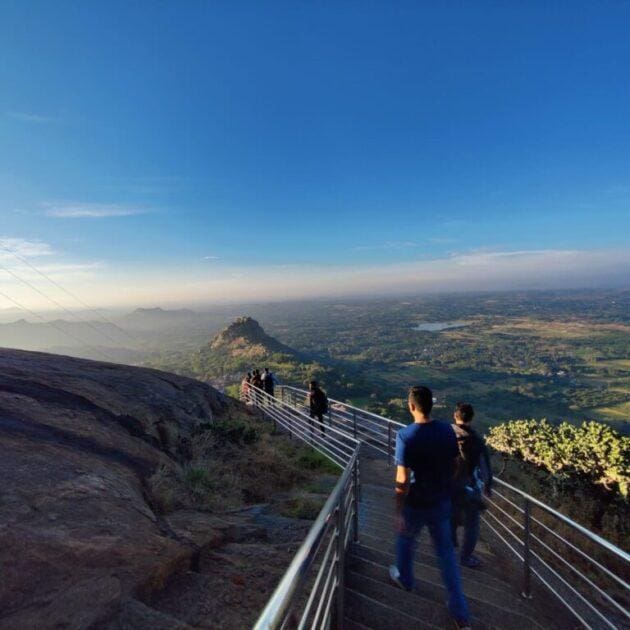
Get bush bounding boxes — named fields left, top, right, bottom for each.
left=280, top=493, right=326, bottom=520
left=296, top=449, right=341, bottom=474
left=487, top=419, right=629, bottom=497
left=197, top=419, right=260, bottom=445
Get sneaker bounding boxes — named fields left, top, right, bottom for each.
left=453, top=619, right=472, bottom=630
left=461, top=555, right=481, bottom=568
left=388, top=565, right=412, bottom=591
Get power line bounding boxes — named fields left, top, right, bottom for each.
left=0, top=288, right=118, bottom=363
left=0, top=239, right=138, bottom=344
left=0, top=259, right=128, bottom=348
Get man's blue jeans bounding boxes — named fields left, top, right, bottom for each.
left=396, top=499, right=470, bottom=623
left=459, top=502, right=481, bottom=562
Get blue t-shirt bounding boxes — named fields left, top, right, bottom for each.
left=395, top=420, right=458, bottom=508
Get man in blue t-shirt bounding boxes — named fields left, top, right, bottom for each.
left=389, top=386, right=471, bottom=629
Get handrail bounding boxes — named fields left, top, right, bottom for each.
left=281, top=384, right=406, bottom=428
left=254, top=450, right=359, bottom=629
left=243, top=383, right=361, bottom=629
left=275, top=383, right=630, bottom=629
left=492, top=477, right=630, bottom=563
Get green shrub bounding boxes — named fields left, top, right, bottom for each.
left=280, top=493, right=325, bottom=520
left=296, top=449, right=341, bottom=474
left=197, top=419, right=260, bottom=445
left=487, top=419, right=629, bottom=497
left=185, top=466, right=212, bottom=489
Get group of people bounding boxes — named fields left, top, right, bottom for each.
left=390, top=385, right=493, bottom=630
left=242, top=371, right=330, bottom=435
left=242, top=368, right=278, bottom=398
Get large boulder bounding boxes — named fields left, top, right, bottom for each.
left=0, top=348, right=230, bottom=629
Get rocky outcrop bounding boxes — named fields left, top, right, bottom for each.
left=0, top=348, right=232, bottom=629
left=209, top=316, right=291, bottom=357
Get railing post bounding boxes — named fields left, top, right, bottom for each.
left=522, top=498, right=532, bottom=599
left=335, top=500, right=345, bottom=629
left=353, top=457, right=360, bottom=543
left=352, top=409, right=357, bottom=439
left=288, top=407, right=293, bottom=439
left=387, top=424, right=392, bottom=468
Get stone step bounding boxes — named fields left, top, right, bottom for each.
left=346, top=569, right=490, bottom=630
left=344, top=587, right=441, bottom=630
left=351, top=542, right=530, bottom=610
left=357, top=529, right=510, bottom=584
left=347, top=560, right=548, bottom=630
left=348, top=547, right=544, bottom=626
left=358, top=502, right=496, bottom=557
left=342, top=617, right=374, bottom=630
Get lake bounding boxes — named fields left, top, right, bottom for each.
left=412, top=321, right=469, bottom=332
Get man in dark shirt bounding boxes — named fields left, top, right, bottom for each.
left=389, top=386, right=471, bottom=629
left=306, top=380, right=328, bottom=435
left=451, top=402, right=493, bottom=568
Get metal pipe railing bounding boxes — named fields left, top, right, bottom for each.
left=243, top=384, right=360, bottom=629
left=274, top=383, right=630, bottom=629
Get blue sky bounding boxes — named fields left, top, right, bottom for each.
left=1, top=1, right=629, bottom=308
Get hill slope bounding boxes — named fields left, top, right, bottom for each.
left=0, top=348, right=336, bottom=629
left=185, top=316, right=346, bottom=394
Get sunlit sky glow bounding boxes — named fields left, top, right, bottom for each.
left=1, top=2, right=629, bottom=311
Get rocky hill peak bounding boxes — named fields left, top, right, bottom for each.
left=210, top=317, right=286, bottom=354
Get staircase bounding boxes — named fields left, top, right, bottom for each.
left=345, top=456, right=573, bottom=630
left=244, top=384, right=630, bottom=630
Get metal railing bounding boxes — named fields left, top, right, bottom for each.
left=279, top=385, right=405, bottom=464
left=275, top=385, right=630, bottom=630
left=242, top=384, right=360, bottom=629
left=482, top=480, right=630, bottom=629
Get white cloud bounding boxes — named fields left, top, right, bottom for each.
left=0, top=237, right=55, bottom=259
left=44, top=202, right=147, bottom=218
left=6, top=111, right=58, bottom=124
left=204, top=255, right=220, bottom=260
left=352, top=241, right=420, bottom=252
left=427, top=237, right=457, bottom=244
left=453, top=249, right=578, bottom=267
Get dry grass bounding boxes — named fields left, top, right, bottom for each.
left=147, top=408, right=340, bottom=514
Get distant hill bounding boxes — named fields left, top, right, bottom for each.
left=0, top=318, right=131, bottom=351
left=208, top=316, right=293, bottom=358
left=146, top=316, right=344, bottom=394
left=120, top=306, right=202, bottom=331
left=140, top=315, right=377, bottom=401
left=191, top=316, right=301, bottom=381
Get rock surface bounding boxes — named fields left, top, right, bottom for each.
left=0, top=348, right=232, bottom=629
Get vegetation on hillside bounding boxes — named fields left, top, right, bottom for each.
left=141, top=291, right=630, bottom=431
left=487, top=419, right=629, bottom=544
left=148, top=407, right=338, bottom=514
left=487, top=419, right=629, bottom=497
left=148, top=316, right=371, bottom=400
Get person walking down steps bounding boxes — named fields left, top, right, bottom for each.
left=451, top=402, right=493, bottom=569
left=307, top=380, right=328, bottom=435
left=389, top=385, right=472, bottom=630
